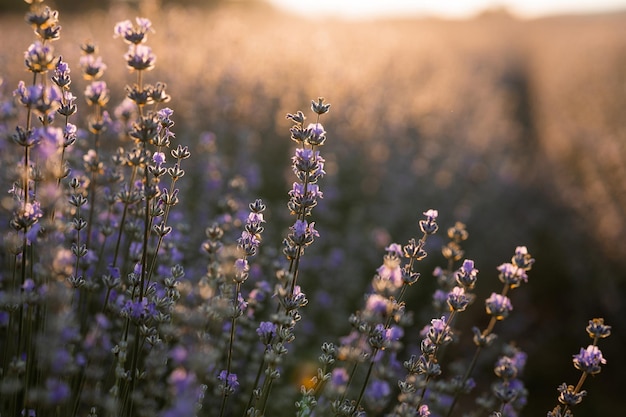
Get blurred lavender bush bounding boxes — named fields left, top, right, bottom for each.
left=0, top=1, right=618, bottom=416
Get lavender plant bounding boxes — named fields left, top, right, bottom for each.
left=547, top=318, right=611, bottom=417
left=0, top=1, right=613, bottom=417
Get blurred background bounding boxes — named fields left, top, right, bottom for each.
left=1, top=0, right=625, bottom=415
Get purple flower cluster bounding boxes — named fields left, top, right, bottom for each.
left=549, top=319, right=610, bottom=416
left=485, top=292, right=513, bottom=320
left=572, top=345, right=606, bottom=375
left=491, top=345, right=528, bottom=416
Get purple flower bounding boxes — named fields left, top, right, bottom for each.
left=447, top=286, right=470, bottom=312
left=307, top=122, right=326, bottom=145
left=376, top=255, right=403, bottom=287
left=485, top=292, right=513, bottom=320
left=237, top=230, right=260, bottom=257
left=52, top=57, right=72, bottom=88
left=292, top=148, right=325, bottom=181
left=573, top=345, right=606, bottom=375
left=36, top=126, right=64, bottom=158
left=511, top=350, right=528, bottom=371
left=497, top=263, right=528, bottom=289
left=586, top=318, right=611, bottom=340
left=22, top=279, right=36, bottom=292
left=122, top=297, right=157, bottom=323
left=169, top=346, right=188, bottom=365
left=84, top=81, right=109, bottom=106
left=365, top=294, right=389, bottom=315
left=63, top=122, right=77, bottom=146
left=331, top=367, right=349, bottom=389
left=307, top=122, right=325, bottom=137
left=368, top=324, right=391, bottom=350
left=21, top=201, right=43, bottom=224
left=124, top=44, right=156, bottom=71
left=217, top=370, right=239, bottom=394
left=512, top=246, right=535, bottom=270
left=387, top=325, right=404, bottom=342
left=557, top=383, right=586, bottom=406
left=385, top=243, right=403, bottom=258
left=494, top=356, right=518, bottom=380
left=152, top=151, right=166, bottom=167
left=418, top=404, right=431, bottom=417
left=290, top=219, right=319, bottom=246
left=289, top=182, right=323, bottom=201
left=169, top=367, right=195, bottom=393
left=432, top=289, right=448, bottom=311
left=247, top=211, right=265, bottom=225
left=114, top=17, right=153, bottom=44
left=46, top=378, right=70, bottom=403
left=423, top=209, right=438, bottom=221
left=419, top=209, right=439, bottom=234
left=158, top=106, right=174, bottom=121
left=79, top=54, right=107, bottom=80
left=24, top=41, right=55, bottom=73
left=14, top=82, right=61, bottom=115
left=427, top=316, right=453, bottom=346
left=256, top=321, right=277, bottom=344
left=163, top=368, right=204, bottom=417
left=366, top=379, right=391, bottom=400
left=234, top=258, right=249, bottom=275
left=236, top=293, right=248, bottom=313
left=14, top=81, right=40, bottom=107
left=233, top=258, right=249, bottom=283
left=455, top=259, right=478, bottom=289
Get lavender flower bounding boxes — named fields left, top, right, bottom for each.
left=24, top=41, right=55, bottom=73
left=548, top=318, right=610, bottom=415
left=455, top=259, right=478, bottom=289
left=52, top=57, right=71, bottom=88
left=256, top=321, right=277, bottom=345
left=292, top=148, right=326, bottom=183
left=586, top=318, right=611, bottom=340
left=485, top=292, right=513, bottom=320
left=557, top=383, right=586, bottom=407
left=496, top=262, right=528, bottom=289
left=114, top=17, right=154, bottom=44
left=84, top=80, right=109, bottom=107
left=427, top=316, right=453, bottom=346
left=217, top=370, right=240, bottom=394
left=572, top=345, right=606, bottom=375
left=14, top=81, right=62, bottom=116
left=447, top=286, right=471, bottom=312
left=511, top=246, right=534, bottom=270
left=124, top=44, right=156, bottom=72
left=419, top=209, right=439, bottom=235
left=79, top=54, right=107, bottom=80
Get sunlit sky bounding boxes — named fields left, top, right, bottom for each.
left=267, top=0, right=626, bottom=19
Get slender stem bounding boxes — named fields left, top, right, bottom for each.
left=112, top=167, right=138, bottom=267
left=339, top=358, right=360, bottom=403
left=354, top=350, right=377, bottom=411
left=145, top=173, right=180, bottom=288
left=244, top=353, right=267, bottom=414
left=259, top=375, right=275, bottom=416
left=220, top=281, right=241, bottom=417
left=85, top=127, right=100, bottom=251
left=139, top=194, right=151, bottom=301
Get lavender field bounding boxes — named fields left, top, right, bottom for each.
left=0, top=1, right=623, bottom=416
